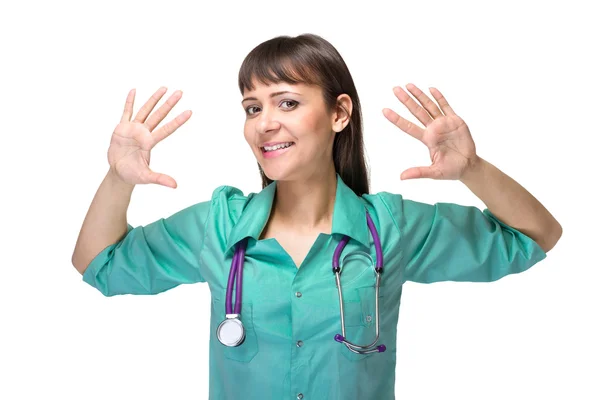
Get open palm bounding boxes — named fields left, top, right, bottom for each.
left=108, top=87, right=192, bottom=188
left=382, top=84, right=478, bottom=180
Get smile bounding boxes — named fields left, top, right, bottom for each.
left=261, top=142, right=295, bottom=159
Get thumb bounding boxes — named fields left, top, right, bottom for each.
left=146, top=169, right=178, bottom=188
left=400, top=166, right=439, bottom=180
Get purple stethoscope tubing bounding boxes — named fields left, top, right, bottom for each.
left=221, top=211, right=386, bottom=354
left=225, top=238, right=247, bottom=315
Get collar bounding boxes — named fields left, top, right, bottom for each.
left=224, top=173, right=370, bottom=256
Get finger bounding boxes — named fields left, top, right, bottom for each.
left=429, top=87, right=456, bottom=116
left=401, top=166, right=442, bottom=180
left=382, top=108, right=424, bottom=141
left=406, top=83, right=443, bottom=121
left=145, top=90, right=183, bottom=131
left=120, top=89, right=136, bottom=123
left=133, top=86, right=168, bottom=123
left=142, top=169, right=178, bottom=188
left=393, top=86, right=433, bottom=127
left=153, top=110, right=193, bottom=144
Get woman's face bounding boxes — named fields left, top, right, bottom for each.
left=242, top=79, right=351, bottom=182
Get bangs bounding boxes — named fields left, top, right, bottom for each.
left=238, top=37, right=324, bottom=94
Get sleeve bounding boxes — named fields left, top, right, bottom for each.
left=383, top=194, right=547, bottom=284
left=81, top=200, right=213, bottom=296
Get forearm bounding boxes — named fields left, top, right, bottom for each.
left=460, top=156, right=562, bottom=252
left=72, top=168, right=135, bottom=275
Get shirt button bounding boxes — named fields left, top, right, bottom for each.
left=297, top=394, right=304, bottom=399
left=296, top=340, right=304, bottom=347
left=366, top=315, right=372, bottom=323
left=295, top=291, right=302, bottom=298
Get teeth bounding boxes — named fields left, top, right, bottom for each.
left=263, top=142, right=293, bottom=152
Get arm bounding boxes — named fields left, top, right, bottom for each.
left=73, top=168, right=213, bottom=296
left=382, top=193, right=548, bottom=284
left=460, top=156, right=562, bottom=253
left=382, top=84, right=562, bottom=253
left=72, top=168, right=135, bottom=275
left=381, top=84, right=558, bottom=284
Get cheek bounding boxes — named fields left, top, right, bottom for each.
left=293, top=111, right=330, bottom=141
left=243, top=126, right=253, bottom=146
left=309, top=115, right=335, bottom=148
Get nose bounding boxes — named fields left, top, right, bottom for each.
left=256, top=107, right=281, bottom=135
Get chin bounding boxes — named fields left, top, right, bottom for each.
left=260, top=165, right=300, bottom=182
left=262, top=169, right=287, bottom=182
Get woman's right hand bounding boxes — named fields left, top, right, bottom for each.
left=108, top=87, right=192, bottom=188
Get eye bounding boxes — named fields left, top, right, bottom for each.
left=245, top=100, right=299, bottom=116
left=281, top=100, right=298, bottom=109
left=245, top=106, right=259, bottom=115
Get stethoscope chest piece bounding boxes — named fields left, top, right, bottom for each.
left=217, top=314, right=246, bottom=347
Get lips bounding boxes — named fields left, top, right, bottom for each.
left=260, top=142, right=295, bottom=152
left=260, top=142, right=295, bottom=159
left=261, top=141, right=294, bottom=147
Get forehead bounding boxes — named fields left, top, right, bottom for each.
left=243, top=79, right=319, bottom=97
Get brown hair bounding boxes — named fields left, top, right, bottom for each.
left=237, top=33, right=370, bottom=196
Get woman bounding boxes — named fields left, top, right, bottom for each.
left=72, top=33, right=562, bottom=399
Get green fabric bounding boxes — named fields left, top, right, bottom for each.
left=83, top=173, right=546, bottom=399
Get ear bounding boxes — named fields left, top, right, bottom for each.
left=331, top=94, right=353, bottom=133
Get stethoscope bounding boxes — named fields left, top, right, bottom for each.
left=216, top=211, right=386, bottom=355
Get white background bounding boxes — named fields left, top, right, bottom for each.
left=1, top=0, right=598, bottom=399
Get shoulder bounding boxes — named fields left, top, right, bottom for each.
left=354, top=191, right=408, bottom=237
left=363, top=190, right=501, bottom=235
left=362, top=190, right=468, bottom=217
left=205, top=184, right=264, bottom=219
left=209, top=184, right=247, bottom=203
left=209, top=184, right=260, bottom=206
left=359, top=190, right=407, bottom=217
left=162, top=185, right=253, bottom=224
left=358, top=190, right=454, bottom=233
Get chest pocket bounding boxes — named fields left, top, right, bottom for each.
left=212, top=297, right=259, bottom=363
left=336, top=249, right=386, bottom=362
left=339, top=284, right=385, bottom=361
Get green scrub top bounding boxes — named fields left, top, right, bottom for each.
left=82, top=173, right=547, bottom=399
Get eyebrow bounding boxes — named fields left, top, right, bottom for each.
left=241, top=91, right=302, bottom=104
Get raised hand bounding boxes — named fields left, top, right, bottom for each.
left=382, top=84, right=479, bottom=181
left=108, top=87, right=192, bottom=188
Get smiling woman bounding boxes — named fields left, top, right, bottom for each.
left=74, top=32, right=561, bottom=400
left=237, top=34, right=369, bottom=194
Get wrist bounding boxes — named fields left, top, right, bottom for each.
left=106, top=167, right=136, bottom=192
left=459, top=155, right=485, bottom=184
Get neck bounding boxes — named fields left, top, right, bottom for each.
left=272, top=167, right=337, bottom=232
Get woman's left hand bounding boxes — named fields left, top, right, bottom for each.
left=383, top=83, right=480, bottom=181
